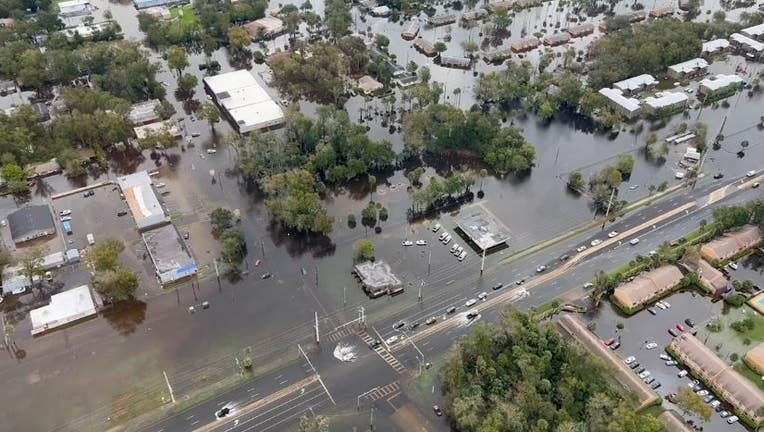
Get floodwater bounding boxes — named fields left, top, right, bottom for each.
left=1, top=0, right=764, bottom=430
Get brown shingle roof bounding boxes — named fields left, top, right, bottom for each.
left=613, top=265, right=683, bottom=309
left=700, top=225, right=763, bottom=261
left=745, top=343, right=764, bottom=375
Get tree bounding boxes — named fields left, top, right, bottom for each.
left=94, top=265, right=139, bottom=301
left=324, top=0, right=351, bottom=39
left=167, top=46, right=189, bottom=76
left=368, top=175, right=376, bottom=202
left=407, top=167, right=425, bottom=187
left=228, top=26, right=252, bottom=56
left=298, top=415, right=329, bottom=432
left=19, top=246, right=46, bottom=285
left=478, top=168, right=488, bottom=191
left=177, top=73, right=198, bottom=97
left=616, top=154, right=635, bottom=176
left=355, top=239, right=375, bottom=260
left=434, top=41, right=447, bottom=54
left=461, top=40, right=479, bottom=58
left=361, top=204, right=377, bottom=227
left=197, top=102, right=221, bottom=131
left=264, top=169, right=334, bottom=234
left=210, top=208, right=234, bottom=235
left=0, top=247, right=12, bottom=274
left=676, top=387, right=712, bottom=422
left=89, top=238, right=125, bottom=271
left=220, top=228, right=247, bottom=267
left=568, top=171, right=585, bottom=192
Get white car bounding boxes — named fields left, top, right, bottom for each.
left=155, top=182, right=166, bottom=188
left=450, top=244, right=459, bottom=253
left=416, top=240, right=427, bottom=246
left=638, top=370, right=651, bottom=379
left=648, top=250, right=657, bottom=256
left=478, top=292, right=488, bottom=300
left=666, top=360, right=677, bottom=366
left=629, top=238, right=640, bottom=245
left=583, top=282, right=594, bottom=289
left=402, top=240, right=414, bottom=247
left=727, top=415, right=739, bottom=424
left=696, top=390, right=709, bottom=397
left=607, top=231, right=619, bottom=238
left=677, top=369, right=689, bottom=377
left=438, top=232, right=448, bottom=241
left=728, top=262, right=738, bottom=270
left=443, top=236, right=452, bottom=245
left=455, top=246, right=464, bottom=255
left=458, top=251, right=467, bottom=261
left=590, top=239, right=602, bottom=247
left=576, top=245, right=587, bottom=252
left=624, top=356, right=636, bottom=364
left=660, top=354, right=671, bottom=361
left=661, top=301, right=671, bottom=308
left=385, top=335, right=399, bottom=345
left=59, top=209, right=72, bottom=216
left=645, top=342, right=658, bottom=350
left=711, top=400, right=722, bottom=409
left=432, top=223, right=441, bottom=232
left=536, top=265, right=547, bottom=273
left=465, top=299, right=477, bottom=307
left=746, top=170, right=757, bottom=177
left=655, top=302, right=667, bottom=310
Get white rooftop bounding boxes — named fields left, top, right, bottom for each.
left=133, top=120, right=181, bottom=140
left=668, top=58, right=708, bottom=74
left=598, top=88, right=642, bottom=112
left=644, top=91, right=688, bottom=109
left=59, top=0, right=89, bottom=8
left=204, top=70, right=284, bottom=133
left=30, top=285, right=96, bottom=335
left=699, top=74, right=744, bottom=92
left=730, top=33, right=764, bottom=52
left=702, top=39, right=729, bottom=53
left=613, top=74, right=658, bottom=93
left=742, top=23, right=764, bottom=39
left=116, top=170, right=169, bottom=230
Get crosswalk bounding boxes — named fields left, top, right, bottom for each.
left=357, top=330, right=407, bottom=374
left=364, top=381, right=401, bottom=402
left=326, top=327, right=355, bottom=343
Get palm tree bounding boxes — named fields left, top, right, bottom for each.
left=368, top=175, right=376, bottom=202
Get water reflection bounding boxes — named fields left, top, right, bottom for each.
left=266, top=221, right=336, bottom=258
left=101, top=298, right=147, bottom=336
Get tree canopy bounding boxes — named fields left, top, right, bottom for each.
left=264, top=169, right=334, bottom=235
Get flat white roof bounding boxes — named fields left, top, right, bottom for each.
left=598, top=88, right=642, bottom=112
left=668, top=58, right=708, bottom=74
left=204, top=70, right=284, bottom=133
left=644, top=91, right=688, bottom=109
left=702, top=39, right=729, bottom=53
left=128, top=99, right=161, bottom=124
left=699, top=74, right=744, bottom=91
left=730, top=33, right=764, bottom=52
left=30, top=285, right=96, bottom=335
left=613, top=74, right=658, bottom=92
left=116, top=170, right=169, bottom=230
left=742, top=23, right=764, bottom=38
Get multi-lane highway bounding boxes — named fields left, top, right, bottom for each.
left=143, top=172, right=763, bottom=432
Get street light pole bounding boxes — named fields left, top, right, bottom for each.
left=602, top=187, right=617, bottom=230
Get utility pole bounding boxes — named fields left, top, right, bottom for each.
left=314, top=312, right=320, bottom=345
left=260, top=240, right=265, bottom=258
left=370, top=406, right=374, bottom=431
left=315, top=266, right=319, bottom=288
left=601, top=187, right=617, bottom=230
left=427, top=249, right=431, bottom=276
left=480, top=248, right=486, bottom=276
left=418, top=280, right=423, bottom=302
left=343, top=285, right=346, bottom=307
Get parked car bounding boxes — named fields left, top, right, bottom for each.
left=645, top=342, right=658, bottom=350
left=432, top=223, right=441, bottom=232
left=629, top=362, right=640, bottom=369
left=685, top=318, right=696, bottom=328
left=650, top=381, right=662, bottom=390
left=727, top=415, right=739, bottom=424
left=677, top=369, right=689, bottom=377
left=644, top=376, right=655, bottom=384
left=703, top=395, right=715, bottom=403
left=117, top=210, right=128, bottom=217
left=668, top=328, right=679, bottom=337
left=647, top=308, right=657, bottom=315
left=624, top=356, right=636, bottom=364
left=466, top=310, right=479, bottom=320
left=603, top=337, right=616, bottom=346
left=402, top=240, right=414, bottom=247
left=433, top=405, right=443, bottom=416
left=728, top=262, right=738, bottom=270
left=458, top=251, right=467, bottom=261
left=719, top=411, right=730, bottom=418
left=638, top=370, right=651, bottom=379
left=696, top=390, right=709, bottom=397
left=443, top=236, right=451, bottom=245
left=610, top=341, right=621, bottom=350
left=261, top=273, right=272, bottom=279
left=438, top=232, right=448, bottom=241
left=59, top=209, right=72, bottom=216
left=666, top=360, right=678, bottom=366
left=676, top=323, right=685, bottom=332
left=711, top=400, right=722, bottom=409
left=515, top=279, right=525, bottom=285
left=746, top=170, right=756, bottom=177
left=660, top=354, right=671, bottom=361
left=416, top=240, right=427, bottom=246
left=656, top=302, right=667, bottom=310
left=713, top=172, right=724, bottom=179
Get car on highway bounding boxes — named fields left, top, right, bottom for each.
left=754, top=182, right=760, bottom=189
left=491, top=283, right=503, bottom=291
left=478, top=292, right=488, bottom=300
left=645, top=342, right=658, bottom=350
left=515, top=279, right=525, bottom=285
left=408, top=322, right=420, bottom=331
left=536, top=265, right=547, bottom=273
left=215, top=405, right=232, bottom=420
left=432, top=223, right=441, bottom=232
left=607, top=231, right=619, bottom=238
left=713, top=172, right=724, bottom=179
left=261, top=273, right=272, bottom=279
left=685, top=318, right=696, bottom=328
left=590, top=239, right=602, bottom=246
left=433, top=405, right=443, bottom=416
left=746, top=170, right=757, bottom=177
left=629, top=238, right=640, bottom=245
left=465, top=299, right=477, bottom=307
left=559, top=254, right=570, bottom=262
left=576, top=245, right=587, bottom=252
left=425, top=317, right=437, bottom=325
left=393, top=321, right=406, bottom=330
left=402, top=240, right=414, bottom=247
left=446, top=306, right=457, bottom=314
left=385, top=335, right=399, bottom=345
left=117, top=210, right=128, bottom=217
left=668, top=328, right=679, bottom=337
left=416, top=240, right=427, bottom=246
left=728, top=262, right=738, bottom=270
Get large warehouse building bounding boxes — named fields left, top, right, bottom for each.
left=203, top=70, right=285, bottom=133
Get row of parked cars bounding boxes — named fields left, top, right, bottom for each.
left=624, top=355, right=663, bottom=390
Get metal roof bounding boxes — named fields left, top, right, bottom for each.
left=7, top=205, right=55, bottom=243
left=116, top=171, right=169, bottom=231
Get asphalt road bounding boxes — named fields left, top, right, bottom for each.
left=142, top=172, right=763, bottom=432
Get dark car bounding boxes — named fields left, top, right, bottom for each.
left=368, top=339, right=381, bottom=349
left=559, top=254, right=570, bottom=262
left=117, top=210, right=128, bottom=217
left=83, top=190, right=94, bottom=197
left=215, top=406, right=231, bottom=419
left=433, top=405, right=443, bottom=416
left=393, top=321, right=406, bottom=330
left=668, top=328, right=679, bottom=337
left=425, top=317, right=437, bottom=325
left=629, top=362, right=640, bottom=369
left=685, top=318, right=696, bottom=328
left=647, top=308, right=657, bottom=315
left=515, top=279, right=525, bottom=285
left=610, top=341, right=621, bottom=350
left=651, top=381, right=662, bottom=390
left=408, top=322, right=420, bottom=331
left=446, top=306, right=457, bottom=314
left=492, top=283, right=504, bottom=291
left=713, top=173, right=724, bottom=179
left=261, top=273, right=272, bottom=279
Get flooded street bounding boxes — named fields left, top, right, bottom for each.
left=0, top=0, right=763, bottom=429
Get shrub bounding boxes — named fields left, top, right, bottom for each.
left=730, top=353, right=738, bottom=362
left=725, top=293, right=747, bottom=307
left=347, top=214, right=357, bottom=228
left=707, top=319, right=723, bottom=332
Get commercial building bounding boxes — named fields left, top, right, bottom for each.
left=729, top=33, right=764, bottom=58
left=58, top=0, right=91, bottom=17
left=133, top=0, right=185, bottom=10
left=116, top=171, right=170, bottom=231
left=142, top=224, right=197, bottom=285
left=745, top=343, right=764, bottom=375
left=742, top=23, right=764, bottom=40
left=612, top=265, right=684, bottom=313
left=401, top=21, right=419, bottom=40
left=700, top=224, right=763, bottom=262
left=649, top=6, right=674, bottom=17
left=455, top=206, right=511, bottom=251
left=510, top=37, right=540, bottom=53
left=30, top=285, right=97, bottom=335
left=203, top=70, right=285, bottom=133
left=7, top=205, right=55, bottom=244
left=25, top=158, right=61, bottom=179
left=669, top=333, right=764, bottom=427
left=543, top=33, right=570, bottom=46
left=701, top=39, right=730, bottom=57
left=357, top=75, right=383, bottom=95
left=428, top=14, right=456, bottom=26
left=613, top=74, right=658, bottom=96
left=643, top=91, right=689, bottom=114
left=567, top=23, right=594, bottom=38
left=482, top=48, right=511, bottom=63
left=461, top=9, right=487, bottom=23
left=242, top=17, right=285, bottom=39
left=353, top=260, right=403, bottom=298
left=414, top=38, right=436, bottom=56
left=698, top=74, right=744, bottom=100
left=128, top=99, right=161, bottom=125
left=439, top=56, right=471, bottom=69
left=667, top=58, right=708, bottom=80
left=598, top=88, right=642, bottom=119
left=133, top=120, right=181, bottom=140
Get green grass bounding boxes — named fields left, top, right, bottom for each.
left=170, top=5, right=198, bottom=27
left=734, top=362, right=764, bottom=391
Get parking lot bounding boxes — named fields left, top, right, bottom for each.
left=584, top=291, right=749, bottom=432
